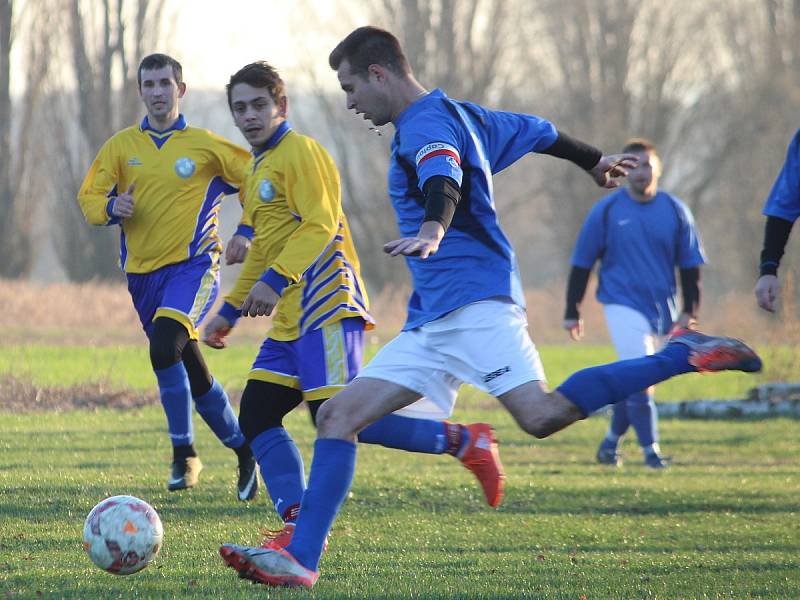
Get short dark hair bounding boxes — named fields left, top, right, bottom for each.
left=623, top=137, right=658, bottom=156
left=329, top=26, right=410, bottom=78
left=137, top=53, right=183, bottom=89
left=226, top=61, right=285, bottom=109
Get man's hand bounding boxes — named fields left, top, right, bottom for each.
left=383, top=221, right=444, bottom=259
left=225, top=234, right=251, bottom=265
left=563, top=318, right=584, bottom=341
left=111, top=183, right=136, bottom=218
left=587, top=154, right=639, bottom=189
left=202, top=315, right=232, bottom=349
left=755, top=274, right=780, bottom=313
left=241, top=281, right=280, bottom=317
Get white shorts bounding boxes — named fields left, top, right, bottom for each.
left=357, top=299, right=546, bottom=420
left=603, top=304, right=666, bottom=360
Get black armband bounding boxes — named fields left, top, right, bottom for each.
left=540, top=131, right=602, bottom=171
left=679, top=267, right=701, bottom=318
left=759, top=216, right=794, bottom=276
left=422, top=175, right=461, bottom=230
left=565, top=266, right=591, bottom=320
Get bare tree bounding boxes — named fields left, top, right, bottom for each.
left=49, top=0, right=166, bottom=282
left=0, top=0, right=50, bottom=278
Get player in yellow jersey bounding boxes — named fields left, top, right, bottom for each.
left=77, top=54, right=257, bottom=500
left=203, top=62, right=503, bottom=553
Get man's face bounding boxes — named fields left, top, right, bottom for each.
left=230, top=83, right=286, bottom=149
left=626, top=150, right=662, bottom=197
left=139, top=66, right=185, bottom=121
left=337, top=59, right=391, bottom=127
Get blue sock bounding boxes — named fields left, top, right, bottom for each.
left=558, top=343, right=694, bottom=416
left=154, top=362, right=193, bottom=446
left=627, top=392, right=658, bottom=448
left=357, top=414, right=448, bottom=454
left=288, top=439, right=356, bottom=571
left=251, top=428, right=306, bottom=522
left=193, top=379, right=246, bottom=448
left=610, top=402, right=630, bottom=438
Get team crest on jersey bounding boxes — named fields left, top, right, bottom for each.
left=415, top=142, right=461, bottom=166
left=258, top=179, right=275, bottom=202
left=174, top=157, right=196, bottom=178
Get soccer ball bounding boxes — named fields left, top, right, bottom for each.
left=83, top=495, right=163, bottom=575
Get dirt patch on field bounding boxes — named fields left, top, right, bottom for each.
left=0, top=376, right=245, bottom=413
left=0, top=375, right=157, bottom=412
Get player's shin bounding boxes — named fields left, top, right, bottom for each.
left=286, top=438, right=357, bottom=571
left=557, top=343, right=692, bottom=417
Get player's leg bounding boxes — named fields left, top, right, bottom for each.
left=598, top=305, right=659, bottom=467
left=242, top=337, right=308, bottom=539
left=500, top=327, right=761, bottom=439
left=158, top=254, right=253, bottom=493
left=238, top=378, right=305, bottom=542
left=148, top=316, right=202, bottom=490
left=302, top=317, right=503, bottom=506
left=182, top=341, right=258, bottom=496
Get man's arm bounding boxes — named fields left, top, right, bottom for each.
left=539, top=130, right=638, bottom=189
left=77, top=140, right=126, bottom=225
left=755, top=216, right=794, bottom=312
left=384, top=175, right=459, bottom=258
left=677, top=267, right=701, bottom=328
left=563, top=266, right=591, bottom=341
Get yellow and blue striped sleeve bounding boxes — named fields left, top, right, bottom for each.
left=77, top=138, right=121, bottom=226
left=259, top=139, right=341, bottom=294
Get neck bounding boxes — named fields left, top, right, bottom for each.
left=390, top=77, right=428, bottom=123
left=629, top=187, right=656, bottom=203
left=148, top=111, right=180, bottom=132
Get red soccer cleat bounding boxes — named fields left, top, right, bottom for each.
left=220, top=543, right=319, bottom=588
left=458, top=423, right=505, bottom=508
left=667, top=329, right=763, bottom=373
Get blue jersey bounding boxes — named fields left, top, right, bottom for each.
left=763, top=128, right=800, bottom=222
left=571, top=189, right=706, bottom=335
left=389, top=89, right=558, bottom=330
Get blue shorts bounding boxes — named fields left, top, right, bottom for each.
left=250, top=317, right=365, bottom=401
left=126, top=254, right=219, bottom=340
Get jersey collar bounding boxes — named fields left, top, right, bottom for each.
left=394, top=89, right=445, bottom=127
left=139, top=114, right=188, bottom=133
left=253, top=121, right=292, bottom=158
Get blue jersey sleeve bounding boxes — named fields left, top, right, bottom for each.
left=404, top=112, right=464, bottom=191
left=763, top=129, right=800, bottom=222
left=460, top=102, right=558, bottom=173
left=570, top=199, right=609, bottom=268
left=673, top=199, right=706, bottom=268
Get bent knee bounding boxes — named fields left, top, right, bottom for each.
left=315, top=400, right=358, bottom=439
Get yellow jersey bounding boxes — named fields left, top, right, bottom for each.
left=77, top=115, right=251, bottom=274
left=221, top=123, right=373, bottom=341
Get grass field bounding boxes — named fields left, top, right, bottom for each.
left=1, top=401, right=798, bottom=599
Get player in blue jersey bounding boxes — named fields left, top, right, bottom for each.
left=564, top=138, right=705, bottom=469
left=755, top=129, right=800, bottom=312
left=203, top=62, right=503, bottom=549
left=218, top=27, right=762, bottom=587
left=77, top=54, right=257, bottom=499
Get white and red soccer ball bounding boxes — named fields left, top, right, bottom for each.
left=83, top=495, right=163, bottom=575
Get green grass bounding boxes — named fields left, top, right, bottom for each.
left=1, top=403, right=798, bottom=598
left=1, top=342, right=788, bottom=400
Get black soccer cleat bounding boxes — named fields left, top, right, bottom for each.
left=237, top=453, right=259, bottom=501
left=167, top=456, right=203, bottom=491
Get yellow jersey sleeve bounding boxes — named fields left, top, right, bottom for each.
left=77, top=137, right=120, bottom=225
